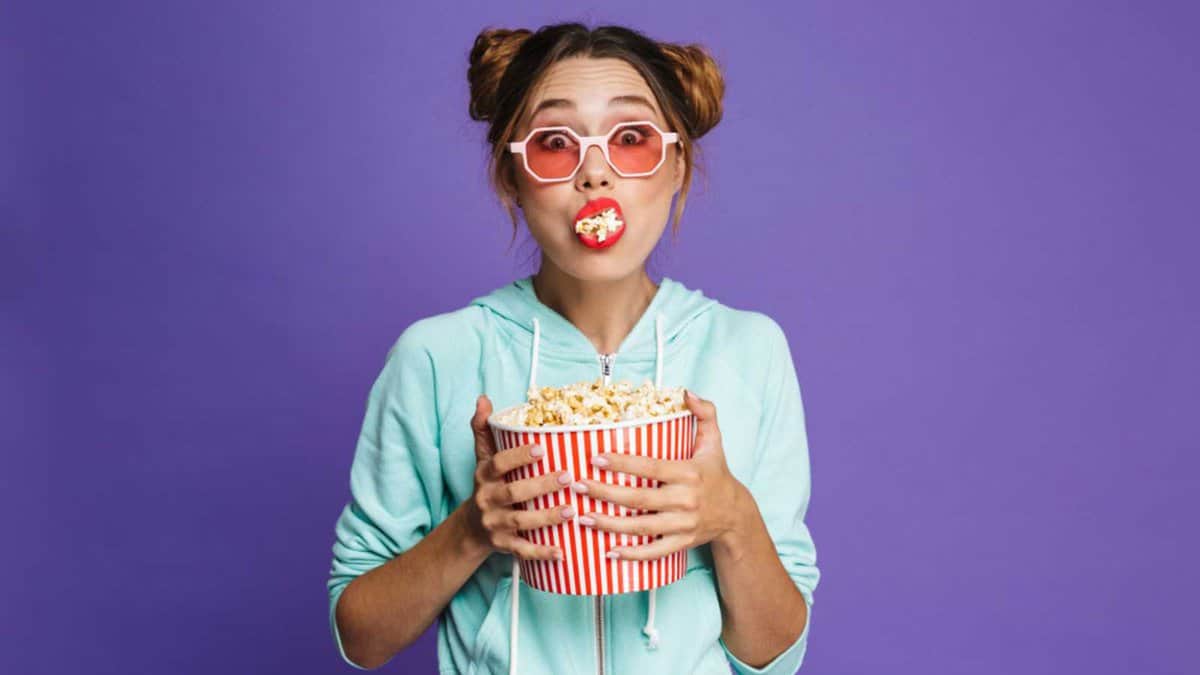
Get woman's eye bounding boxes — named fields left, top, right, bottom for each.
left=537, top=132, right=576, bottom=151
left=616, top=128, right=647, bottom=145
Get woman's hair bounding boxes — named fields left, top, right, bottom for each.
left=467, top=22, right=726, bottom=245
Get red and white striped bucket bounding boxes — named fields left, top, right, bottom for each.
left=487, top=410, right=696, bottom=595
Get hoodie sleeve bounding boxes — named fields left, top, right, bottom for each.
left=719, top=317, right=820, bottom=674
left=327, top=328, right=443, bottom=670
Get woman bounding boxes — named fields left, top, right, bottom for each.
left=328, top=22, right=819, bottom=674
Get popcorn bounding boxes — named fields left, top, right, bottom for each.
left=574, top=207, right=624, bottom=242
left=493, top=377, right=687, bottom=427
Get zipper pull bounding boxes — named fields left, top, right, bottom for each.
left=598, top=353, right=616, bottom=385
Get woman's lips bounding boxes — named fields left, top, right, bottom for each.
left=573, top=197, right=626, bottom=250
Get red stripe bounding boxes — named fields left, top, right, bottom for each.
left=675, top=419, right=683, bottom=582
left=668, top=417, right=675, bottom=461
left=534, top=432, right=548, bottom=592
left=583, top=427, right=597, bottom=590
left=548, top=431, right=568, bottom=594
left=626, top=425, right=635, bottom=590
left=559, top=431, right=576, bottom=594
left=583, top=429, right=601, bottom=595
left=586, top=429, right=599, bottom=595
left=532, top=429, right=547, bottom=588
left=544, top=431, right=557, bottom=593
left=520, top=432, right=536, bottom=589
left=640, top=423, right=650, bottom=546
left=569, top=430, right=586, bottom=594
left=539, top=431, right=551, bottom=593
left=668, top=417, right=675, bottom=462
left=656, top=417, right=664, bottom=463
left=531, top=431, right=546, bottom=592
left=617, top=425, right=627, bottom=592
left=604, top=427, right=616, bottom=593
left=545, top=431, right=560, bottom=594
left=652, top=423, right=660, bottom=586
left=559, top=430, right=576, bottom=594
left=596, top=429, right=608, bottom=593
left=633, top=424, right=642, bottom=548
left=571, top=430, right=592, bottom=594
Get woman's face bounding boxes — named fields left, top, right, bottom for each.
left=512, top=56, right=684, bottom=282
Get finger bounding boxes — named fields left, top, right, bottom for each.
left=496, top=532, right=565, bottom=562
left=490, top=442, right=546, bottom=478
left=608, top=533, right=690, bottom=562
left=511, top=503, right=577, bottom=531
left=481, top=502, right=575, bottom=533
left=684, top=389, right=721, bottom=448
left=495, top=470, right=574, bottom=506
left=572, top=480, right=692, bottom=512
left=471, top=395, right=498, bottom=463
left=579, top=511, right=691, bottom=537
left=592, top=453, right=697, bottom=485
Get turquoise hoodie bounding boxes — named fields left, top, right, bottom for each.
left=327, top=275, right=820, bottom=674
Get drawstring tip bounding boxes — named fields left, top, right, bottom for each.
left=642, top=626, right=661, bottom=650
left=643, top=586, right=661, bottom=650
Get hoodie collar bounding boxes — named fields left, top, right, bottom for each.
left=470, top=274, right=717, bottom=360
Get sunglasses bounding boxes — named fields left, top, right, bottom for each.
left=508, top=119, right=680, bottom=183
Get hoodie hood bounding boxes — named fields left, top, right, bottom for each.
left=469, top=274, right=718, bottom=361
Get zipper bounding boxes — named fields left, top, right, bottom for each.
left=595, top=595, right=606, bottom=675
left=598, top=352, right=617, bottom=386
left=595, top=351, right=615, bottom=675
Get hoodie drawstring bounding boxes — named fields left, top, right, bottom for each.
left=509, top=313, right=665, bottom=674
left=642, top=314, right=664, bottom=650
left=509, top=317, right=541, bottom=675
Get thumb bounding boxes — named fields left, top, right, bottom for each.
left=683, top=389, right=720, bottom=447
left=471, top=394, right=498, bottom=462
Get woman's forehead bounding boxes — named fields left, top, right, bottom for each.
left=525, top=58, right=662, bottom=126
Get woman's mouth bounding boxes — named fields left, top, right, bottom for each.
left=572, top=197, right=626, bottom=250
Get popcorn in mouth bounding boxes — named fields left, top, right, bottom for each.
left=574, top=207, right=624, bottom=242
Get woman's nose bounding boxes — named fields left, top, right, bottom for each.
left=576, top=144, right=612, bottom=186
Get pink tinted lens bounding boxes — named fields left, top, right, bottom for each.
left=607, top=123, right=664, bottom=174
left=525, top=128, right=581, bottom=180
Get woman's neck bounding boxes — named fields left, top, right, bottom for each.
left=531, top=263, right=659, bottom=355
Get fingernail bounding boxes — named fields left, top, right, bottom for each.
left=591, top=455, right=609, bottom=467
left=606, top=550, right=621, bottom=559
left=570, top=482, right=588, bottom=494
left=685, top=389, right=696, bottom=401
left=561, top=506, right=576, bottom=518
left=579, top=515, right=596, bottom=527
left=530, top=444, right=544, bottom=457
left=557, top=472, right=572, bottom=485
left=554, top=550, right=564, bottom=560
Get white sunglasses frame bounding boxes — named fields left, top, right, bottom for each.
left=507, top=119, right=681, bottom=183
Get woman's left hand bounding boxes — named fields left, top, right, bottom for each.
left=572, top=389, right=747, bottom=561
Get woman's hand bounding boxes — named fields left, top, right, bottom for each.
left=572, top=390, right=748, bottom=561
left=463, top=394, right=572, bottom=561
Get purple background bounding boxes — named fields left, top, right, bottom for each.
left=5, top=2, right=1197, bottom=673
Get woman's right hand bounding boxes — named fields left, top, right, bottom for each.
left=465, top=394, right=573, bottom=561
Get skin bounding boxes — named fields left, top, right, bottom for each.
left=515, top=56, right=684, bottom=355
left=335, top=56, right=807, bottom=670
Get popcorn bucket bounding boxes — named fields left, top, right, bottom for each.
left=487, top=410, right=696, bottom=595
